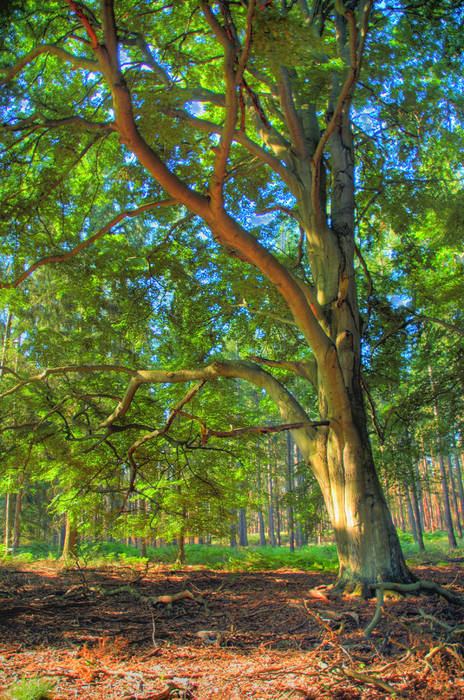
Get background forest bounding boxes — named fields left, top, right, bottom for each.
left=1, top=0, right=464, bottom=571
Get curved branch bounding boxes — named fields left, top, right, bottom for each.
left=5, top=116, right=112, bottom=133
left=0, top=364, right=136, bottom=401
left=0, top=44, right=98, bottom=85
left=278, top=66, right=307, bottom=158
left=0, top=199, right=177, bottom=289
left=201, top=0, right=239, bottom=210
left=248, top=355, right=317, bottom=387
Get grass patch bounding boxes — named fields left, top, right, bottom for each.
left=3, top=677, right=55, bottom=700
left=4, top=532, right=463, bottom=574
left=401, top=531, right=464, bottom=566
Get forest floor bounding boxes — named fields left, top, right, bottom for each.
left=0, top=560, right=463, bottom=699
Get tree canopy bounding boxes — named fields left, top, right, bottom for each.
left=1, top=0, right=463, bottom=588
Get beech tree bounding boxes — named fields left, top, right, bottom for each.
left=1, top=0, right=462, bottom=589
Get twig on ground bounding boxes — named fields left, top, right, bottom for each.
left=339, top=666, right=404, bottom=695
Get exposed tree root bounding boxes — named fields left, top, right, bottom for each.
left=372, top=580, right=464, bottom=605
left=105, top=585, right=204, bottom=608
left=364, top=579, right=464, bottom=638
left=339, top=665, right=405, bottom=696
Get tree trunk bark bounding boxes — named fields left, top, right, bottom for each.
left=410, top=484, right=425, bottom=551
left=436, top=454, right=457, bottom=548
left=4, top=490, right=11, bottom=556
left=286, top=432, right=295, bottom=551
left=61, top=516, right=78, bottom=559
left=448, top=456, right=463, bottom=539
left=406, top=489, right=418, bottom=546
left=176, top=533, right=185, bottom=565
left=238, top=507, right=248, bottom=546
left=91, top=2, right=411, bottom=590
left=454, top=451, right=464, bottom=524
left=229, top=510, right=237, bottom=548
left=12, top=489, right=23, bottom=552
left=256, top=447, right=267, bottom=547
left=397, top=488, right=406, bottom=532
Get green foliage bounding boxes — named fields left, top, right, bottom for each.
left=4, top=677, right=55, bottom=700
left=401, top=531, right=464, bottom=564
left=0, top=0, right=463, bottom=563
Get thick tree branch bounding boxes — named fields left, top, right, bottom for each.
left=278, top=67, right=307, bottom=157
left=201, top=0, right=239, bottom=210
left=66, top=0, right=99, bottom=49
left=0, top=365, right=136, bottom=401
left=310, top=6, right=372, bottom=221
left=5, top=115, right=112, bottom=133
left=0, top=199, right=177, bottom=289
left=102, top=0, right=119, bottom=73
left=0, top=44, right=98, bottom=85
left=248, top=355, right=317, bottom=387
left=235, top=0, right=256, bottom=86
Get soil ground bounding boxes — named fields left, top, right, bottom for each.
left=0, top=561, right=463, bottom=699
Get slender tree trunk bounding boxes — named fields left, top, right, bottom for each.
left=406, top=489, right=419, bottom=546
left=397, top=488, right=406, bottom=532
left=229, top=510, right=237, bottom=548
left=453, top=451, right=464, bottom=525
left=12, top=489, right=23, bottom=552
left=176, top=533, right=185, bottom=565
left=410, top=485, right=425, bottom=551
left=256, top=448, right=267, bottom=546
left=448, top=456, right=463, bottom=538
left=61, top=516, right=78, bottom=559
left=427, top=365, right=457, bottom=548
left=273, top=475, right=281, bottom=547
left=286, top=432, right=295, bottom=551
left=414, top=461, right=426, bottom=530
left=267, top=442, right=276, bottom=546
left=4, top=490, right=11, bottom=556
left=435, top=454, right=457, bottom=548
left=238, top=507, right=248, bottom=546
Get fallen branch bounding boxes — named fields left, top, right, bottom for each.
left=104, top=585, right=204, bottom=607
left=340, top=666, right=403, bottom=696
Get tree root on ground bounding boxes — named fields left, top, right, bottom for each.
left=104, top=585, right=204, bottom=608
left=338, top=666, right=405, bottom=696
left=364, top=579, right=464, bottom=638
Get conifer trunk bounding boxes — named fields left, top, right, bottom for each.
left=61, top=516, right=78, bottom=559
left=12, top=489, right=22, bottom=552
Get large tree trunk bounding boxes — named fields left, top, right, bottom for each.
left=294, top=410, right=412, bottom=592
left=74, top=0, right=411, bottom=591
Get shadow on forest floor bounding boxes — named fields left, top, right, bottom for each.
left=0, top=561, right=463, bottom=698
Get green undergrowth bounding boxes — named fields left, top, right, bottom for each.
left=2, top=676, right=55, bottom=700
left=399, top=531, right=464, bottom=566
left=3, top=532, right=463, bottom=573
